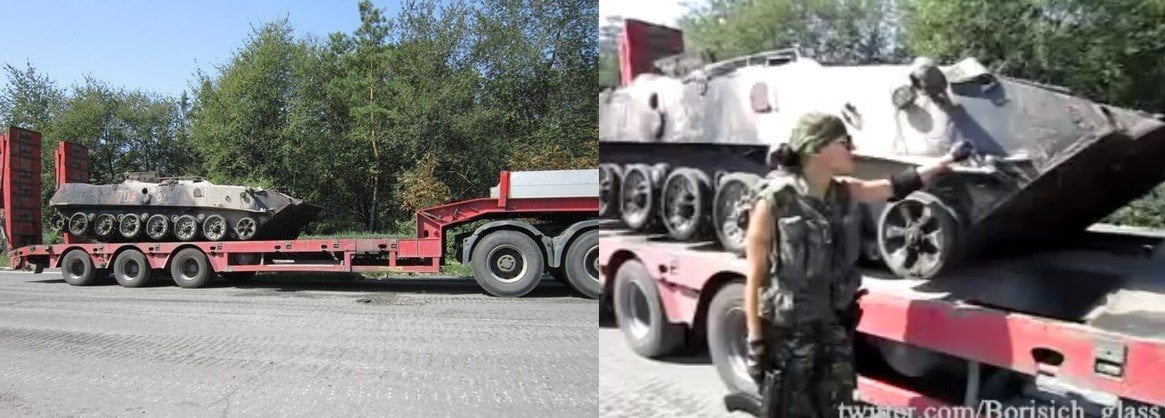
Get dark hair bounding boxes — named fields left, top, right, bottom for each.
left=768, top=143, right=801, bottom=171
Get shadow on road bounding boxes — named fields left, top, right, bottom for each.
left=26, top=270, right=586, bottom=299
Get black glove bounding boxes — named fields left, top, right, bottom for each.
left=840, top=288, right=868, bottom=328
left=746, top=338, right=766, bottom=383
left=947, top=140, right=974, bottom=162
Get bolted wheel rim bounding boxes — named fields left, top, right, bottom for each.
left=175, top=216, right=198, bottom=241
left=624, top=279, right=653, bottom=340
left=68, top=213, right=89, bottom=236
left=146, top=215, right=169, bottom=240
left=716, top=180, right=751, bottom=249
left=67, top=258, right=86, bottom=279
left=584, top=245, right=599, bottom=283
left=179, top=258, right=200, bottom=281
left=94, top=214, right=116, bottom=237
left=50, top=214, right=65, bottom=232
left=203, top=215, right=227, bottom=241
left=487, top=245, right=527, bottom=284
left=120, top=214, right=142, bottom=238
left=235, top=217, right=257, bottom=240
left=880, top=198, right=950, bottom=277
left=663, top=174, right=699, bottom=236
left=621, top=169, right=652, bottom=224
left=124, top=259, right=142, bottom=280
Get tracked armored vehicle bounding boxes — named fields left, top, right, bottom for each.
left=48, top=172, right=322, bottom=243
left=600, top=19, right=1165, bottom=279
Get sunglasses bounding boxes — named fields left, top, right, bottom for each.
left=833, top=135, right=854, bottom=151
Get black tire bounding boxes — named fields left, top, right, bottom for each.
left=707, top=281, right=757, bottom=395
left=562, top=230, right=600, bottom=299
left=60, top=249, right=100, bottom=286
left=612, top=260, right=683, bottom=358
left=661, top=168, right=711, bottom=241
left=877, top=191, right=960, bottom=280
left=113, top=249, right=152, bottom=288
left=471, top=230, right=545, bottom=297
left=713, top=173, right=761, bottom=254
left=220, top=272, right=256, bottom=282
left=170, top=248, right=213, bottom=288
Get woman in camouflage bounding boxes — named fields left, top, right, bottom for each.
left=741, top=111, right=971, bottom=417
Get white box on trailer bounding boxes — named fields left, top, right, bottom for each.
left=490, top=169, right=598, bottom=199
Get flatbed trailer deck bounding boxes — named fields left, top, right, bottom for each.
left=599, top=226, right=1165, bottom=412
left=2, top=126, right=600, bottom=298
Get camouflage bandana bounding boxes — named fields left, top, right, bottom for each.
left=788, top=112, right=848, bottom=156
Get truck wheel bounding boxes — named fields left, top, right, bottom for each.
left=707, top=281, right=757, bottom=395
left=61, top=250, right=99, bottom=286
left=471, top=230, right=544, bottom=297
left=113, top=249, right=152, bottom=288
left=170, top=248, right=213, bottom=288
left=613, top=260, right=683, bottom=358
left=563, top=230, right=600, bottom=299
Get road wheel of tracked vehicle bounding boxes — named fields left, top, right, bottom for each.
left=877, top=191, right=960, bottom=280
left=146, top=214, right=169, bottom=240
left=203, top=215, right=228, bottom=241
left=613, top=259, right=683, bottom=358
left=563, top=230, right=600, bottom=299
left=234, top=217, right=257, bottom=240
left=113, top=249, right=151, bottom=288
left=93, top=214, right=117, bottom=238
left=707, top=281, right=757, bottom=395
left=471, top=230, right=545, bottom=298
left=662, top=168, right=711, bottom=241
left=171, top=248, right=212, bottom=288
left=68, top=213, right=89, bottom=237
left=49, top=214, right=65, bottom=233
left=713, top=173, right=761, bottom=253
left=620, top=164, right=657, bottom=230
left=174, top=215, right=199, bottom=241
left=119, top=214, right=142, bottom=239
left=599, top=164, right=623, bottom=219
left=61, top=249, right=100, bottom=286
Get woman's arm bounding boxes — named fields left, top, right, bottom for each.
left=745, top=198, right=774, bottom=343
left=845, top=141, right=974, bottom=203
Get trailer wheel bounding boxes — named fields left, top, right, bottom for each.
left=713, top=173, right=761, bottom=254
left=707, top=281, right=757, bottom=395
left=877, top=191, right=960, bottom=280
left=61, top=250, right=100, bottom=286
left=613, top=260, right=683, bottom=358
left=113, top=249, right=152, bottom=288
left=562, top=230, right=600, bottom=299
left=471, top=230, right=544, bottom=297
left=170, top=248, right=213, bottom=288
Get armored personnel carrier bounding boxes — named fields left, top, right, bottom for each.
left=600, top=19, right=1165, bottom=279
left=48, top=172, right=322, bottom=242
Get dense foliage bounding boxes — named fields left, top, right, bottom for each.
left=0, top=0, right=597, bottom=238
left=601, top=0, right=1165, bottom=227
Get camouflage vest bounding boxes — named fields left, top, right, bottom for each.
left=751, top=171, right=863, bottom=327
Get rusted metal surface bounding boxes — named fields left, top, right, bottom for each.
left=48, top=173, right=322, bottom=243
left=1, top=126, right=43, bottom=253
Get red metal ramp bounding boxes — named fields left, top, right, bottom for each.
left=1, top=126, right=43, bottom=251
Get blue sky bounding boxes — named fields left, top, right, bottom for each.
left=0, top=0, right=401, bottom=97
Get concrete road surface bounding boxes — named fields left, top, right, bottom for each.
left=0, top=270, right=597, bottom=417
left=599, top=315, right=746, bottom=417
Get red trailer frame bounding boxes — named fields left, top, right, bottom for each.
left=4, top=135, right=597, bottom=294
left=599, top=230, right=1165, bottom=411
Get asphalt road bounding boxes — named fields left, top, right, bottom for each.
left=0, top=270, right=597, bottom=417
left=599, top=314, right=747, bottom=417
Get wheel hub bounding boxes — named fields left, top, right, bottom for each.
left=497, top=255, right=516, bottom=272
